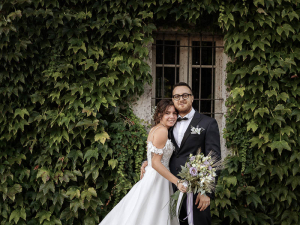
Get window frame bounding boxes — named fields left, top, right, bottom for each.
left=151, top=32, right=225, bottom=125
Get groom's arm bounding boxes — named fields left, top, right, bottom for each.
left=195, top=118, right=221, bottom=211
left=205, top=118, right=221, bottom=199
left=205, top=118, right=221, bottom=158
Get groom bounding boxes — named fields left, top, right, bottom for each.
left=141, top=82, right=221, bottom=225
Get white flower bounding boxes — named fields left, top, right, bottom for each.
left=151, top=106, right=157, bottom=120
left=207, top=175, right=213, bottom=181
left=191, top=126, right=205, bottom=135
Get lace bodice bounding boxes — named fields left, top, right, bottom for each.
left=147, top=139, right=175, bottom=170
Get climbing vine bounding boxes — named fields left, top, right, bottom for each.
left=213, top=0, right=300, bottom=224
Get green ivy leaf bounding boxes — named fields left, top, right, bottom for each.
left=223, top=176, right=237, bottom=187
left=246, top=193, right=262, bottom=208
left=252, top=40, right=265, bottom=51
left=286, top=176, right=300, bottom=190
left=247, top=120, right=258, bottom=132
left=281, top=126, right=294, bottom=136
left=9, top=208, right=26, bottom=224
left=274, top=104, right=291, bottom=114
left=229, top=208, right=240, bottom=222
left=265, top=90, right=277, bottom=97
left=277, top=24, right=295, bottom=36
left=108, top=159, right=118, bottom=169
left=7, top=184, right=22, bottom=201
left=84, top=149, right=99, bottom=162
left=14, top=108, right=29, bottom=119
left=254, top=107, right=269, bottom=118
left=37, top=168, right=50, bottom=184
left=268, top=141, right=291, bottom=155
left=39, top=181, right=55, bottom=195
left=88, top=187, right=97, bottom=197
left=35, top=210, right=52, bottom=224
left=291, top=109, right=300, bottom=122
left=94, top=132, right=110, bottom=144
left=231, top=87, right=245, bottom=99
left=252, top=65, right=268, bottom=75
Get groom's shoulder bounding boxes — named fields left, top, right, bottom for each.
left=196, top=111, right=217, bottom=123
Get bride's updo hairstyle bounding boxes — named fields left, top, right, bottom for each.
left=153, top=99, right=177, bottom=125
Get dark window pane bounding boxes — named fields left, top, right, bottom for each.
left=213, top=42, right=216, bottom=66
left=156, top=67, right=163, bottom=98
left=155, top=98, right=160, bottom=106
left=165, top=40, right=176, bottom=64
left=201, top=41, right=213, bottom=65
left=193, top=100, right=199, bottom=112
left=176, top=68, right=179, bottom=83
left=164, top=67, right=175, bottom=98
left=200, top=100, right=212, bottom=114
left=192, top=41, right=200, bottom=65
left=192, top=68, right=200, bottom=99
left=156, top=40, right=180, bottom=65
left=156, top=40, right=163, bottom=64
left=201, top=68, right=212, bottom=99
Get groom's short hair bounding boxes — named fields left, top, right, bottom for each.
left=173, top=82, right=192, bottom=93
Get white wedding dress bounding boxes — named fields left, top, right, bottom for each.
left=99, top=138, right=179, bottom=225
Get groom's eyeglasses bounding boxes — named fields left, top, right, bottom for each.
left=172, top=93, right=192, bottom=101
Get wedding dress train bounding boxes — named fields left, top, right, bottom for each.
left=99, top=139, right=179, bottom=225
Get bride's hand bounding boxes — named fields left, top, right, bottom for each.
left=140, top=161, right=148, bottom=180
left=178, top=183, right=187, bottom=193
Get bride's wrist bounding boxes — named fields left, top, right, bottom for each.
left=176, top=179, right=182, bottom=187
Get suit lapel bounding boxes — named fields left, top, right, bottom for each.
left=169, top=127, right=179, bottom=151
left=179, top=111, right=202, bottom=151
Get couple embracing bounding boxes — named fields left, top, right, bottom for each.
left=100, top=82, right=221, bottom=225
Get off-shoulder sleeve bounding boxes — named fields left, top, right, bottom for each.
left=147, top=142, right=164, bottom=155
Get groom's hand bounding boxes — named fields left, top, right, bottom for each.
left=140, top=161, right=148, bottom=179
left=195, top=193, right=210, bottom=211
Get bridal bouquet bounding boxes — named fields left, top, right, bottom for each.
left=170, top=149, right=223, bottom=223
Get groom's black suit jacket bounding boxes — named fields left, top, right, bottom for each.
left=169, top=110, right=221, bottom=199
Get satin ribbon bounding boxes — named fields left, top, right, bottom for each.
left=176, top=182, right=194, bottom=225
left=186, top=192, right=194, bottom=225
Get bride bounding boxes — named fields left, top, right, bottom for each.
left=99, top=99, right=186, bottom=225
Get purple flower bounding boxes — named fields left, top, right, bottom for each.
left=208, top=166, right=212, bottom=171
left=187, top=163, right=191, bottom=168
left=190, top=156, right=196, bottom=161
left=204, top=161, right=209, bottom=166
left=189, top=167, right=198, bottom=177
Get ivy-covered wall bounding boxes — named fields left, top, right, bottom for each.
left=0, top=0, right=300, bottom=225
left=214, top=1, right=300, bottom=224
left=0, top=0, right=153, bottom=224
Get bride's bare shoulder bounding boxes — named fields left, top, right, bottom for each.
left=151, top=126, right=168, bottom=148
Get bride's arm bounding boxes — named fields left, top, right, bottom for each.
left=151, top=128, right=185, bottom=191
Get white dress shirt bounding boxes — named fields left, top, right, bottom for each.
left=173, top=108, right=195, bottom=147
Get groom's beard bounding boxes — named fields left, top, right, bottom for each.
left=176, top=104, right=193, bottom=116
left=174, top=98, right=194, bottom=116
